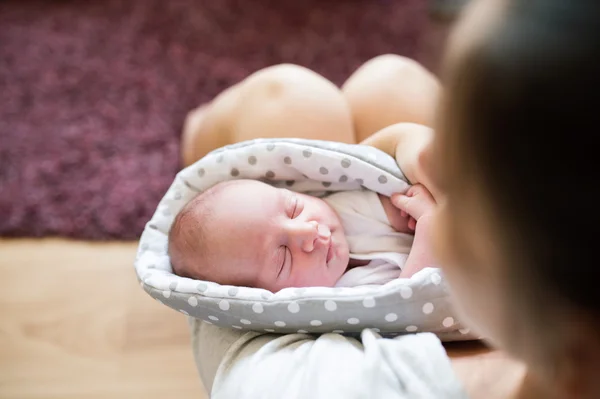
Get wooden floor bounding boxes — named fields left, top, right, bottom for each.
left=0, top=238, right=527, bottom=399
left=0, top=239, right=206, bottom=399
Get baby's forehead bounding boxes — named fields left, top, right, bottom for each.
left=214, top=180, right=285, bottom=207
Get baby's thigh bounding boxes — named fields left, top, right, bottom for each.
left=231, top=64, right=355, bottom=144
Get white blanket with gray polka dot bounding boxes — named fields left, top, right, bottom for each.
left=135, top=138, right=476, bottom=341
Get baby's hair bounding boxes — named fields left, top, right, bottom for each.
left=168, top=180, right=247, bottom=280
left=168, top=187, right=218, bottom=279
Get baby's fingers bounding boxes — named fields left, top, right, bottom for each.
left=391, top=193, right=429, bottom=220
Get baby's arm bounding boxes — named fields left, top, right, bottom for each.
left=360, top=123, right=434, bottom=192
left=390, top=184, right=437, bottom=278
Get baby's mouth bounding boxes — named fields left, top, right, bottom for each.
left=326, top=240, right=334, bottom=263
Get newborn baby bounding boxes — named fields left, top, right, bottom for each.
left=168, top=179, right=435, bottom=292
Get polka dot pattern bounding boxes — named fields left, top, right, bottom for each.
left=198, top=168, right=205, bottom=177
left=169, top=281, right=178, bottom=291
left=385, top=313, right=398, bottom=322
left=284, top=156, right=292, bottom=165
left=319, top=167, right=329, bottom=175
left=339, top=175, right=348, bottom=183
left=188, top=297, right=198, bottom=307
left=324, top=300, right=337, bottom=311
left=162, top=291, right=171, bottom=298
left=230, top=168, right=239, bottom=177
left=341, top=158, right=351, bottom=168
left=442, top=317, right=455, bottom=327
left=431, top=273, right=442, bottom=285
left=297, top=329, right=308, bottom=333
left=265, top=171, right=276, bottom=179
left=248, top=156, right=257, bottom=165
left=287, top=302, right=300, bottom=313
left=240, top=319, right=251, bottom=325
left=332, top=330, right=344, bottom=334
left=267, top=144, right=275, bottom=151
left=219, top=300, right=230, bottom=311
left=303, top=149, right=312, bottom=158
left=285, top=180, right=295, bottom=186
left=196, top=283, right=208, bottom=292
left=406, top=325, right=418, bottom=332
left=228, top=287, right=239, bottom=296
left=310, top=320, right=322, bottom=326
left=422, top=302, right=434, bottom=314
left=355, top=178, right=364, bottom=185
left=378, top=175, right=388, bottom=184
left=252, top=303, right=264, bottom=314
left=265, top=328, right=275, bottom=332
left=399, top=286, right=413, bottom=299
left=274, top=321, right=286, bottom=327
left=362, top=297, right=376, bottom=308
left=208, top=315, right=219, bottom=321
left=347, top=318, right=360, bottom=325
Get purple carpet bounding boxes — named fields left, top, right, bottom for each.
left=0, top=0, right=445, bottom=240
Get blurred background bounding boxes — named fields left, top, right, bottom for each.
left=3, top=1, right=502, bottom=399
left=1, top=0, right=452, bottom=241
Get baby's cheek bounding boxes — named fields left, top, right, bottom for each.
left=293, top=268, right=335, bottom=288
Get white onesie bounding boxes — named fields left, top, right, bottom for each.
left=322, top=189, right=414, bottom=287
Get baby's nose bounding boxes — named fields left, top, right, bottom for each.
left=296, top=222, right=330, bottom=252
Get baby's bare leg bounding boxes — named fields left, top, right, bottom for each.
left=182, top=64, right=354, bottom=166
left=342, top=54, right=441, bottom=143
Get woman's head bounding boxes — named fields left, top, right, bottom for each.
left=428, top=0, right=600, bottom=394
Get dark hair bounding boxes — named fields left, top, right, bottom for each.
left=445, top=0, right=600, bottom=325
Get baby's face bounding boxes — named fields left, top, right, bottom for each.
left=206, top=180, right=349, bottom=292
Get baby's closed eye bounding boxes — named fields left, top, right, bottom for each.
left=276, top=246, right=291, bottom=278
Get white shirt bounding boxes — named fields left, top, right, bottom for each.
left=190, top=319, right=467, bottom=399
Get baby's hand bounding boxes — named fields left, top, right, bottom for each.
left=391, top=184, right=437, bottom=279
left=391, top=184, right=435, bottom=231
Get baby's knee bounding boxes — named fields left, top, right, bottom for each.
left=241, top=64, right=341, bottom=104
left=233, top=63, right=353, bottom=143
left=349, top=54, right=432, bottom=86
